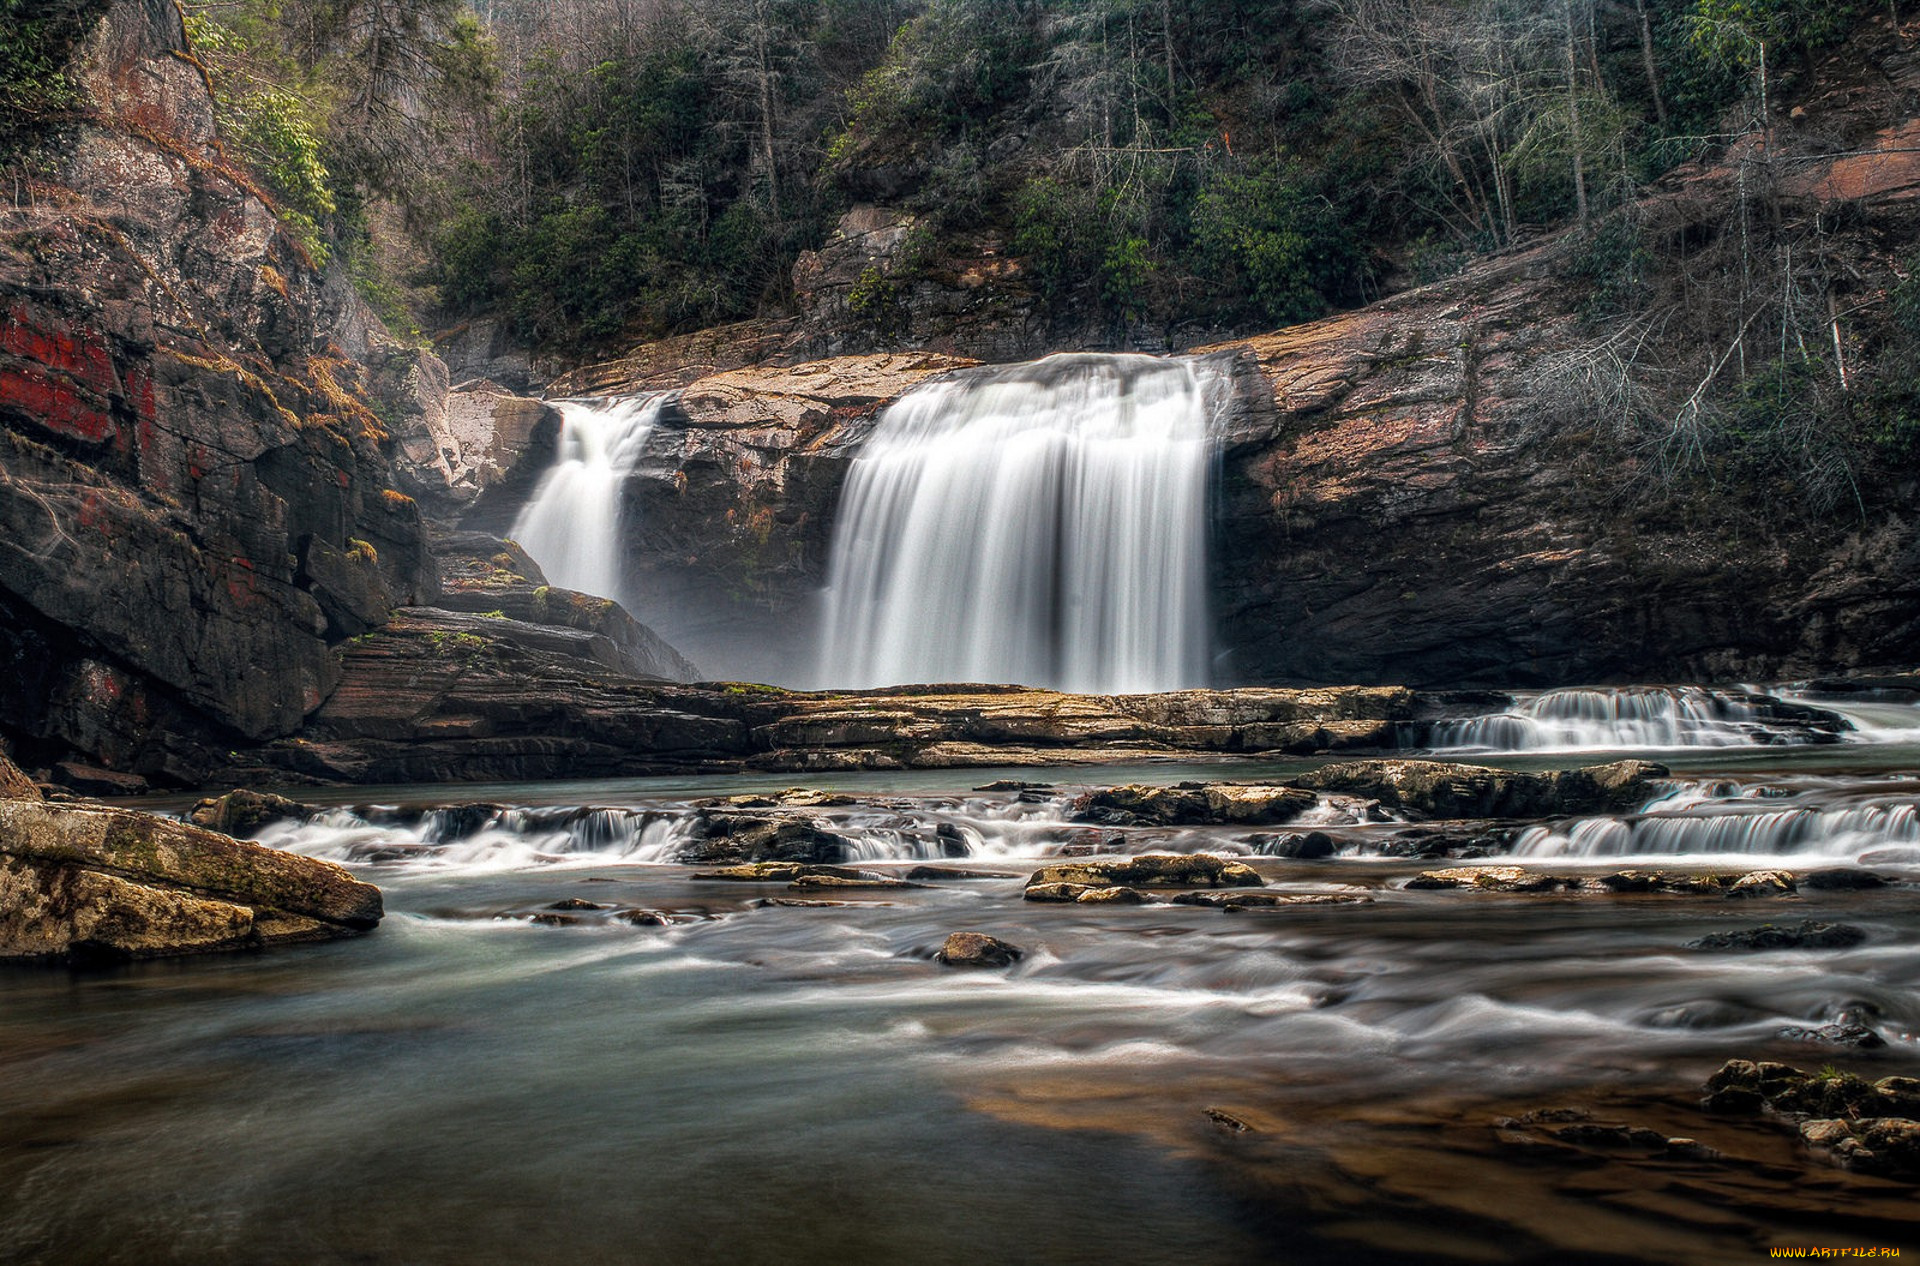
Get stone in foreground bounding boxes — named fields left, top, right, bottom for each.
left=936, top=932, right=1024, bottom=967
left=0, top=800, right=382, bottom=963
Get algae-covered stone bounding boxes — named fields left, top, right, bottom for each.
left=0, top=855, right=256, bottom=961
left=0, top=801, right=381, bottom=931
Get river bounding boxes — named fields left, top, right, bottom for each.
left=5, top=694, right=1920, bottom=1262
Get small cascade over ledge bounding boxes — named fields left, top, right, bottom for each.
left=1420, top=686, right=1851, bottom=752
left=815, top=353, right=1216, bottom=693
left=510, top=396, right=661, bottom=605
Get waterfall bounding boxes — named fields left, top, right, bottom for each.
left=815, top=353, right=1215, bottom=693
left=1425, top=686, right=1806, bottom=752
left=510, top=396, right=660, bottom=604
left=1514, top=798, right=1920, bottom=862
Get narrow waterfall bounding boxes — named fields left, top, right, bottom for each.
left=510, top=396, right=660, bottom=604
left=1424, top=686, right=1822, bottom=752
left=815, top=353, right=1215, bottom=693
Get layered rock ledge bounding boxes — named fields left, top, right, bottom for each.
left=241, top=608, right=1421, bottom=783
left=0, top=752, right=380, bottom=964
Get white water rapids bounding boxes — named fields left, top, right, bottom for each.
left=509, top=396, right=660, bottom=605
left=815, top=353, right=1215, bottom=693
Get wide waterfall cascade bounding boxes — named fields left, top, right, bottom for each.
left=815, top=353, right=1215, bottom=693
left=510, top=396, right=661, bottom=605
left=1514, top=790, right=1920, bottom=862
left=1425, top=686, right=1820, bottom=752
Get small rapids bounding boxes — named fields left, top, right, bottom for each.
left=1421, top=685, right=1843, bottom=752
left=1515, top=784, right=1920, bottom=863
left=249, top=791, right=1386, bottom=872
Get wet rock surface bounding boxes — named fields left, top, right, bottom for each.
left=1405, top=867, right=1803, bottom=895
left=0, top=799, right=381, bottom=962
left=187, top=789, right=316, bottom=837
left=935, top=932, right=1024, bottom=967
left=1704, top=1061, right=1920, bottom=1179
left=1293, top=759, right=1668, bottom=820
left=1685, top=920, right=1867, bottom=951
left=1025, top=855, right=1264, bottom=890
left=1067, top=783, right=1317, bottom=827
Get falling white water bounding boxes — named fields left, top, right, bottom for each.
left=510, top=396, right=661, bottom=604
left=1425, top=686, right=1818, bottom=752
left=815, top=353, right=1215, bottom=692
left=1514, top=798, right=1920, bottom=861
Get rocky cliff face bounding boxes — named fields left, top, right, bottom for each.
left=0, top=0, right=438, bottom=783
left=508, top=182, right=1918, bottom=689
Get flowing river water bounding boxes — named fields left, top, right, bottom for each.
left=4, top=695, right=1920, bottom=1264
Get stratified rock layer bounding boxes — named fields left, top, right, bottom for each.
left=0, top=798, right=382, bottom=962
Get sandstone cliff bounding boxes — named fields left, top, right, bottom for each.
left=0, top=1, right=441, bottom=783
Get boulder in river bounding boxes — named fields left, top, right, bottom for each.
left=936, top=932, right=1024, bottom=967
left=1067, top=783, right=1317, bottom=827
left=0, top=800, right=382, bottom=963
left=1025, top=855, right=1263, bottom=890
left=677, top=816, right=856, bottom=865
left=1706, top=1063, right=1920, bottom=1179
left=187, top=789, right=317, bottom=837
left=1686, top=920, right=1866, bottom=951
left=1292, top=759, right=1667, bottom=819
left=1779, top=1022, right=1886, bottom=1049
left=1404, top=867, right=1564, bottom=892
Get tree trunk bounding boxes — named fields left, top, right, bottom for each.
left=1633, top=0, right=1668, bottom=124
left=1565, top=0, right=1590, bottom=232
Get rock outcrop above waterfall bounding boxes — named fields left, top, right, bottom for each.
left=429, top=530, right=698, bottom=682
left=0, top=1, right=438, bottom=783
left=0, top=797, right=382, bottom=962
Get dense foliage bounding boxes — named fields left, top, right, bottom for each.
left=14, top=0, right=1905, bottom=505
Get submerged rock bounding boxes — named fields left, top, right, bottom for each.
left=1686, top=920, right=1866, bottom=951
left=1251, top=830, right=1337, bottom=859
left=1800, top=869, right=1891, bottom=891
left=1407, top=867, right=1802, bottom=896
left=1171, top=891, right=1373, bottom=910
left=788, top=874, right=926, bottom=891
left=691, top=862, right=868, bottom=882
left=1778, top=1019, right=1887, bottom=1049
left=935, top=931, right=1024, bottom=967
left=1025, top=855, right=1263, bottom=890
left=0, top=801, right=381, bottom=963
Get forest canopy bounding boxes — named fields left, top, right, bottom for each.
left=165, top=0, right=1871, bottom=353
